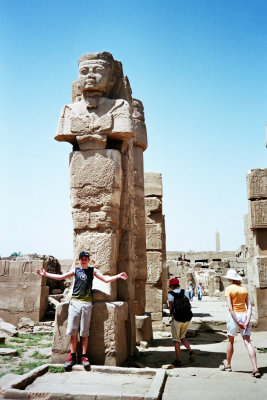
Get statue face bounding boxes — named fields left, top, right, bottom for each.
left=78, top=60, right=110, bottom=94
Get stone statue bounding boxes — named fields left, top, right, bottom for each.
left=55, top=52, right=134, bottom=150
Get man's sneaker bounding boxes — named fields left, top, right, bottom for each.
left=189, top=351, right=196, bottom=363
left=172, top=359, right=182, bottom=367
left=81, top=356, right=91, bottom=371
left=64, top=355, right=76, bottom=372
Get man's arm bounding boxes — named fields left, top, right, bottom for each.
left=37, top=268, right=75, bottom=280
left=169, top=301, right=173, bottom=316
left=94, top=268, right=128, bottom=283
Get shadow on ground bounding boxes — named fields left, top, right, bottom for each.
left=152, top=331, right=227, bottom=348
left=132, top=348, right=226, bottom=369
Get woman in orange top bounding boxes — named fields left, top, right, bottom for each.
left=219, top=269, right=260, bottom=378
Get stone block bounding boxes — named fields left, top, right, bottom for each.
left=247, top=169, right=267, bottom=200
left=145, top=284, right=162, bottom=316
left=255, top=287, right=267, bottom=329
left=73, top=231, right=119, bottom=276
left=254, top=257, right=267, bottom=288
left=147, top=251, right=162, bottom=283
left=133, top=146, right=145, bottom=187
left=145, top=197, right=162, bottom=214
left=51, top=301, right=129, bottom=366
left=135, top=315, right=153, bottom=344
left=250, top=200, right=267, bottom=229
left=0, top=260, right=48, bottom=325
left=135, top=279, right=146, bottom=315
left=144, top=172, right=162, bottom=197
left=146, top=224, right=163, bottom=250
left=255, top=230, right=267, bottom=256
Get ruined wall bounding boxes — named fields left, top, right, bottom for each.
left=144, top=172, right=167, bottom=328
left=0, top=260, right=48, bottom=325
left=246, top=169, right=267, bottom=329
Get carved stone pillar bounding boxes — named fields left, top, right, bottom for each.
left=246, top=169, right=267, bottom=329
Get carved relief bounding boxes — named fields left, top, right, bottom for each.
left=256, top=257, right=267, bottom=287
left=250, top=200, right=267, bottom=229
left=247, top=169, right=267, bottom=200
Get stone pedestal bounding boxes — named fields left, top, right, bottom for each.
left=51, top=299, right=128, bottom=365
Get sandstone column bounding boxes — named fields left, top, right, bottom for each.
left=245, top=169, right=267, bottom=329
left=144, top=172, right=167, bottom=329
left=132, top=99, right=153, bottom=343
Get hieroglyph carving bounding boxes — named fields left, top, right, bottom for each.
left=256, top=257, right=267, bottom=288
left=250, top=200, right=267, bottom=229
left=247, top=169, right=267, bottom=200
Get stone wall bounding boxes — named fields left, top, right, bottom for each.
left=144, top=172, right=167, bottom=328
left=245, top=169, right=267, bottom=329
left=0, top=260, right=48, bottom=325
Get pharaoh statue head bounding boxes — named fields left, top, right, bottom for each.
left=75, top=52, right=124, bottom=99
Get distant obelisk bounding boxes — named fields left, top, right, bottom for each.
left=216, top=230, right=221, bottom=252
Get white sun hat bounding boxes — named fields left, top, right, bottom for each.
left=223, top=269, right=242, bottom=281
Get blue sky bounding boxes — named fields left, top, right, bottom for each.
left=0, top=0, right=267, bottom=258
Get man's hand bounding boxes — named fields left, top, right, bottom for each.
left=118, top=272, right=128, bottom=280
left=37, top=268, right=46, bottom=277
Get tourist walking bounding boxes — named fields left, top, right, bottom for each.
left=187, top=282, right=194, bottom=301
left=168, top=278, right=195, bottom=367
left=219, top=269, right=260, bottom=378
left=197, top=282, right=204, bottom=301
left=37, top=251, right=128, bottom=371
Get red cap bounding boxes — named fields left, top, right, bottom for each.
left=169, top=278, right=180, bottom=286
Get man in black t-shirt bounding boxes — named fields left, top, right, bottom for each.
left=37, top=251, right=127, bottom=371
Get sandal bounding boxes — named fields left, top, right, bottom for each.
left=252, top=370, right=261, bottom=378
left=219, top=360, right=232, bottom=372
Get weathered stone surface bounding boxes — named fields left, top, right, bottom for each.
left=144, top=172, right=162, bottom=197
left=146, top=224, right=163, bottom=250
left=250, top=199, right=267, bottom=229
left=0, top=318, right=17, bottom=337
left=17, top=317, right=35, bottom=330
left=145, top=285, right=162, bottom=315
left=254, top=257, right=267, bottom=288
left=0, top=260, right=48, bottom=325
left=135, top=315, right=153, bottom=344
left=0, top=348, right=18, bottom=356
left=247, top=169, right=267, bottom=200
left=147, top=251, right=162, bottom=283
left=145, top=197, right=162, bottom=214
left=73, top=231, right=119, bottom=276
left=52, top=301, right=128, bottom=365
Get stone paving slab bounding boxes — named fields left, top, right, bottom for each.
left=1, top=365, right=166, bottom=400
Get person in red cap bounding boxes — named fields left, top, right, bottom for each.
left=168, top=277, right=195, bottom=367
left=37, top=251, right=128, bottom=371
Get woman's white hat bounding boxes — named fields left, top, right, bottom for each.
left=222, top=269, right=242, bottom=281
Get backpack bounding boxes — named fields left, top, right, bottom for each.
left=169, top=289, right=193, bottom=322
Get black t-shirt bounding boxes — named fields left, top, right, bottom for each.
left=72, top=267, right=94, bottom=302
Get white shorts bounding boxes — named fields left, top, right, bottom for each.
left=66, top=299, right=93, bottom=337
left=227, top=312, right=251, bottom=337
